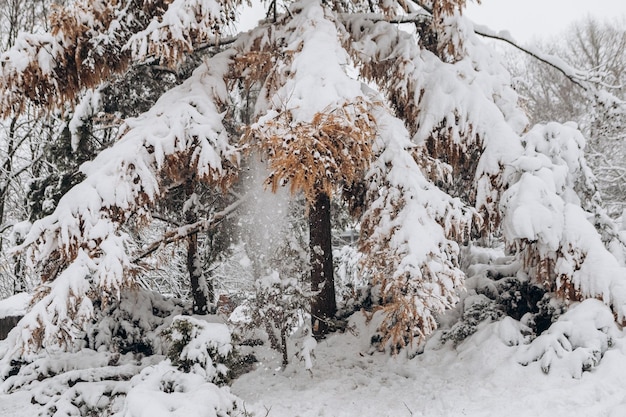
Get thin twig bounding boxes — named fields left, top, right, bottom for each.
left=403, top=401, right=414, bottom=416
left=472, top=28, right=588, bottom=90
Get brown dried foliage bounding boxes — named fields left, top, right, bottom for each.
left=422, top=121, right=483, bottom=204
left=1, top=1, right=131, bottom=116
left=516, top=240, right=585, bottom=305
left=160, top=145, right=238, bottom=192
left=0, top=0, right=238, bottom=116
left=359, top=187, right=466, bottom=351
left=231, top=50, right=275, bottom=92
left=365, top=253, right=460, bottom=352
left=245, top=100, right=376, bottom=201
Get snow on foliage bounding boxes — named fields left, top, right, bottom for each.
left=7, top=53, right=239, bottom=355
left=125, top=0, right=240, bottom=66
left=518, top=299, right=618, bottom=378
left=0, top=296, right=241, bottom=416
left=0, top=0, right=241, bottom=115
left=345, top=14, right=527, bottom=230
left=68, top=88, right=101, bottom=152
left=1, top=0, right=625, bottom=373
left=0, top=289, right=182, bottom=381
left=359, top=105, right=476, bottom=351
left=0, top=293, right=31, bottom=319
left=119, top=317, right=240, bottom=417
left=120, top=361, right=240, bottom=417
left=501, top=122, right=626, bottom=319
left=164, top=316, right=233, bottom=383
left=245, top=0, right=377, bottom=200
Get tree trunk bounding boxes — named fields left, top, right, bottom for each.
left=309, top=191, right=336, bottom=339
left=185, top=181, right=208, bottom=314
left=187, top=230, right=209, bottom=314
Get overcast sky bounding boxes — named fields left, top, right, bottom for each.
left=238, top=1, right=626, bottom=43
left=465, top=0, right=626, bottom=43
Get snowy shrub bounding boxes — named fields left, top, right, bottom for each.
left=517, top=299, right=617, bottom=378
left=2, top=350, right=117, bottom=392
left=86, top=289, right=185, bottom=356
left=495, top=277, right=566, bottom=334
left=501, top=122, right=626, bottom=320
left=442, top=295, right=502, bottom=345
left=443, top=245, right=566, bottom=346
left=163, top=316, right=233, bottom=384
left=119, top=362, right=241, bottom=417
left=0, top=289, right=182, bottom=384
left=33, top=378, right=127, bottom=417
left=1, top=350, right=160, bottom=416
left=232, top=270, right=308, bottom=366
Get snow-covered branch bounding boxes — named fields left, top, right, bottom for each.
left=133, top=196, right=246, bottom=263
left=472, top=25, right=589, bottom=90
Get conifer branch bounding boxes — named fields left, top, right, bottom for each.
left=341, top=12, right=430, bottom=24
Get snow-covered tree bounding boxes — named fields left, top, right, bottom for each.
left=1, top=0, right=626, bottom=370
left=503, top=17, right=626, bottom=215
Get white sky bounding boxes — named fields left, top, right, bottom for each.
left=464, top=0, right=626, bottom=43
left=238, top=1, right=626, bottom=43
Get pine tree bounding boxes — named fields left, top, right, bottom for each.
left=2, top=0, right=626, bottom=364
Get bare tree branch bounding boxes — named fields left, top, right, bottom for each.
left=472, top=26, right=588, bottom=90
left=407, top=0, right=598, bottom=92
left=132, top=195, right=246, bottom=263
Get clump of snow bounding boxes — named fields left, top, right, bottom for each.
left=164, top=316, right=233, bottom=384
left=252, top=0, right=366, bottom=123
left=68, top=88, right=101, bottom=152
left=517, top=299, right=617, bottom=378
left=0, top=293, right=31, bottom=319
left=299, top=336, right=317, bottom=371
left=119, top=361, right=240, bottom=417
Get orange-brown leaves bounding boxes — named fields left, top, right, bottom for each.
left=431, top=0, right=469, bottom=19
left=246, top=100, right=376, bottom=201
left=232, top=51, right=275, bottom=91
left=516, top=240, right=585, bottom=305
left=160, top=145, right=238, bottom=192
left=1, top=1, right=129, bottom=116
left=0, top=0, right=242, bottom=117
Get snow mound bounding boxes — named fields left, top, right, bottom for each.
left=118, top=362, right=240, bottom=417
left=517, top=299, right=617, bottom=378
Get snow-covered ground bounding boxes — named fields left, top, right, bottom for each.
left=232, top=312, right=626, bottom=417
left=1, top=307, right=626, bottom=416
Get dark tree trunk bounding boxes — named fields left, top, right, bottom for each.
left=309, top=191, right=337, bottom=339
left=187, top=230, right=209, bottom=314
left=185, top=180, right=208, bottom=314
left=280, top=323, right=288, bottom=366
